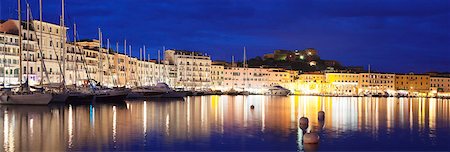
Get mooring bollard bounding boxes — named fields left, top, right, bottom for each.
left=299, top=117, right=309, bottom=130
left=250, top=105, right=255, bottom=109
left=303, top=132, right=320, bottom=144
left=318, top=111, right=325, bottom=121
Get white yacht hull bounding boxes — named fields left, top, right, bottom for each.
left=265, top=89, right=290, bottom=96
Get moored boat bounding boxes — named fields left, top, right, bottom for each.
left=264, top=85, right=290, bottom=96
left=127, top=83, right=187, bottom=98
left=94, top=88, right=129, bottom=103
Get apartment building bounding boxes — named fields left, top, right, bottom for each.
left=325, top=73, right=359, bottom=95
left=359, top=73, right=395, bottom=95
left=0, top=33, right=20, bottom=84
left=430, top=77, right=450, bottom=92
left=210, top=64, right=224, bottom=90
left=395, top=74, right=430, bottom=93
left=165, top=50, right=211, bottom=90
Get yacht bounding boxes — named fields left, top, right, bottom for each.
left=264, top=85, right=291, bottom=96
left=66, top=89, right=94, bottom=104
left=0, top=83, right=52, bottom=105
left=128, top=83, right=187, bottom=98
left=0, top=2, right=52, bottom=105
left=93, top=87, right=130, bottom=103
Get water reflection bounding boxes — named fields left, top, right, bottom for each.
left=0, top=96, right=449, bottom=151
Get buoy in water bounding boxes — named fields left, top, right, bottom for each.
left=303, top=132, right=320, bottom=144
left=250, top=105, right=255, bottom=109
left=299, top=117, right=309, bottom=130
left=318, top=111, right=325, bottom=121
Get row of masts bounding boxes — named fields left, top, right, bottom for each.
left=11, top=0, right=169, bottom=89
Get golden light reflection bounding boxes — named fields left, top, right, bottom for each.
left=429, top=98, right=436, bottom=138
left=143, top=101, right=147, bottom=141
left=68, top=105, right=73, bottom=149
left=0, top=97, right=448, bottom=151
left=112, top=106, right=117, bottom=148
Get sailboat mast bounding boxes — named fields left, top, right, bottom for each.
left=18, top=0, right=23, bottom=84
left=158, top=50, right=160, bottom=82
left=139, top=47, right=142, bottom=86
left=26, top=3, right=30, bottom=82
left=143, top=45, right=146, bottom=86
left=2, top=32, right=6, bottom=86
left=98, top=28, right=102, bottom=85
left=61, top=0, right=66, bottom=86
left=39, top=0, right=44, bottom=85
left=243, top=47, right=246, bottom=91
left=106, top=38, right=113, bottom=86
left=129, top=45, right=132, bottom=84
left=73, top=23, right=77, bottom=87
left=124, top=39, right=127, bottom=86
left=116, top=42, right=119, bottom=86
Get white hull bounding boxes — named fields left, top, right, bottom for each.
left=0, top=93, right=52, bottom=105
left=264, top=86, right=291, bottom=96
left=265, top=90, right=290, bottom=96
left=128, top=83, right=187, bottom=98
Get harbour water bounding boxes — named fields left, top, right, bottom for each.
left=0, top=96, right=449, bottom=151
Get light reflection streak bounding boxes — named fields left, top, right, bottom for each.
left=429, top=98, right=436, bottom=138
left=3, top=111, right=15, bottom=152
left=29, top=118, right=33, bottom=138
left=165, top=113, right=170, bottom=136
left=399, top=98, right=405, bottom=129
left=143, top=101, right=147, bottom=143
left=290, top=96, right=295, bottom=127
left=90, top=105, right=95, bottom=128
left=3, top=111, right=9, bottom=152
left=261, top=96, right=265, bottom=132
left=187, top=97, right=190, bottom=135
left=113, top=106, right=117, bottom=148
left=409, top=98, right=413, bottom=134
left=68, top=105, right=73, bottom=149
left=244, top=96, right=247, bottom=127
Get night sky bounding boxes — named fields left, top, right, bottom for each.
left=1, top=0, right=449, bottom=73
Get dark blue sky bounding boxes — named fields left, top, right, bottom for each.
left=1, top=0, right=449, bottom=73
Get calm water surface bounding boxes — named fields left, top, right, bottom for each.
left=0, top=96, right=449, bottom=151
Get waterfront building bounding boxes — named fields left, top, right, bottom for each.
left=325, top=73, right=359, bottom=95
left=165, top=49, right=211, bottom=90
left=0, top=33, right=20, bottom=85
left=358, top=73, right=395, bottom=95
left=296, top=73, right=329, bottom=95
left=222, top=67, right=271, bottom=93
left=395, top=74, right=430, bottom=95
left=0, top=19, right=70, bottom=85
left=210, top=64, right=224, bottom=90
left=223, top=66, right=297, bottom=93
left=1, top=19, right=450, bottom=95
left=430, top=77, right=450, bottom=93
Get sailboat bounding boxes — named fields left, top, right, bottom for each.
left=92, top=28, right=129, bottom=103
left=0, top=0, right=52, bottom=105
left=65, top=23, right=94, bottom=103
left=225, top=55, right=241, bottom=95
left=49, top=0, right=70, bottom=103
left=128, top=47, right=186, bottom=98
left=241, top=47, right=250, bottom=96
